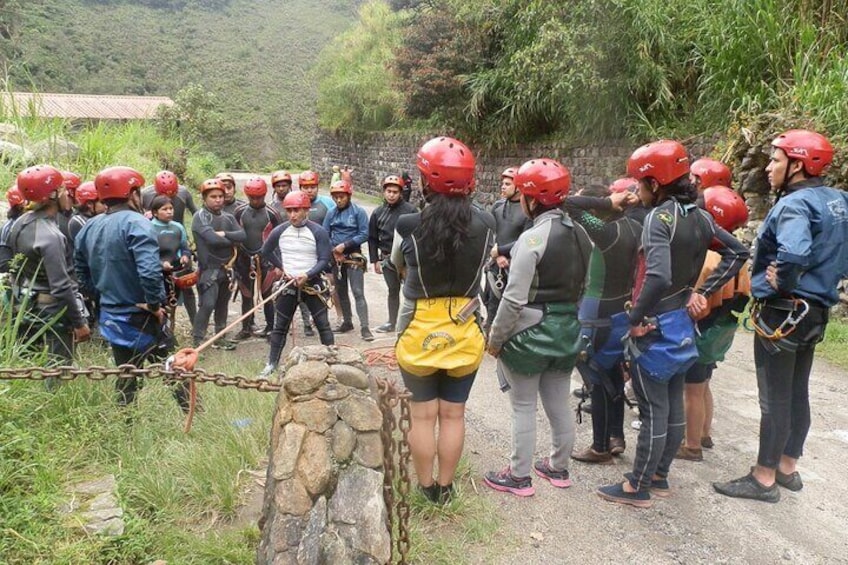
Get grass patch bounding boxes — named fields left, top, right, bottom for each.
left=816, top=318, right=848, bottom=369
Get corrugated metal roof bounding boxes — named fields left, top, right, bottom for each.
left=1, top=92, right=174, bottom=120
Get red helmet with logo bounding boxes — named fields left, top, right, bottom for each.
left=17, top=165, right=64, bottom=203
left=609, top=177, right=638, bottom=194
left=299, top=170, right=319, bottom=187
left=514, top=158, right=571, bottom=206
left=382, top=175, right=403, bottom=188
left=283, top=191, right=312, bottom=209
left=200, top=178, right=224, bottom=196
left=271, top=170, right=292, bottom=185
left=627, top=140, right=690, bottom=186
left=330, top=179, right=352, bottom=195
left=416, top=136, right=476, bottom=196
left=703, top=186, right=748, bottom=232
left=95, top=166, right=145, bottom=200
left=62, top=171, right=82, bottom=197
left=75, top=181, right=99, bottom=206
left=502, top=167, right=517, bottom=179
left=6, top=184, right=24, bottom=207
left=772, top=129, right=833, bottom=176
left=691, top=158, right=732, bottom=189
left=243, top=176, right=268, bottom=197
left=154, top=170, right=179, bottom=197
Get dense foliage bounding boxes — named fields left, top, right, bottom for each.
left=316, top=0, right=848, bottom=153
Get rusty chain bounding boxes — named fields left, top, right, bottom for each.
left=375, top=376, right=413, bottom=565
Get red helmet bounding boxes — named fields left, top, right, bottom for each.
left=330, top=179, right=352, bottom=194
left=627, top=140, right=690, bottom=186
left=6, top=184, right=24, bottom=207
left=283, top=191, right=312, bottom=209
left=75, top=181, right=99, bottom=206
left=95, top=166, right=145, bottom=201
left=173, top=267, right=198, bottom=289
left=299, top=170, right=319, bottom=187
left=62, top=171, right=82, bottom=195
left=691, top=158, right=732, bottom=189
left=772, top=129, right=833, bottom=176
left=243, top=176, right=268, bottom=197
left=382, top=175, right=403, bottom=188
left=514, top=158, right=571, bottom=206
left=703, top=186, right=748, bottom=232
left=416, top=136, right=476, bottom=196
left=154, top=170, right=179, bottom=197
left=200, top=178, right=224, bottom=196
left=215, top=172, right=235, bottom=185
left=502, top=167, right=517, bottom=179
left=609, top=177, right=639, bottom=194
left=17, top=165, right=64, bottom=203
left=271, top=170, right=292, bottom=185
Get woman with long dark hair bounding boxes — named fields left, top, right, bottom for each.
left=391, top=136, right=495, bottom=504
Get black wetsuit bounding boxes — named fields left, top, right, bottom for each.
left=233, top=203, right=283, bottom=334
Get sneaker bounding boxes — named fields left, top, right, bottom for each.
left=624, top=471, right=670, bottom=498
left=211, top=339, right=237, bottom=351
left=234, top=328, right=253, bottom=341
left=533, top=458, right=572, bottom=488
left=418, top=483, right=440, bottom=503
left=361, top=328, right=375, bottom=342
left=375, top=322, right=395, bottom=333
left=303, top=324, right=315, bottom=337
left=776, top=470, right=803, bottom=492
left=675, top=445, right=704, bottom=462
left=609, top=436, right=626, bottom=456
left=333, top=322, right=354, bottom=333
left=712, top=472, right=780, bottom=503
left=571, top=446, right=613, bottom=465
left=596, top=482, right=652, bottom=508
left=572, top=387, right=589, bottom=400
left=700, top=436, right=714, bottom=449
left=258, top=363, right=277, bottom=380
left=254, top=327, right=272, bottom=338
left=483, top=467, right=535, bottom=497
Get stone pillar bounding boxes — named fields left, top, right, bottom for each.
left=257, top=345, right=390, bottom=565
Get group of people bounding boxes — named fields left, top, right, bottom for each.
left=390, top=131, right=847, bottom=508
left=2, top=128, right=846, bottom=509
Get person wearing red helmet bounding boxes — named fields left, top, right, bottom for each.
left=392, top=136, right=495, bottom=504
left=672, top=187, right=751, bottom=463
left=714, top=129, right=848, bottom=503
left=216, top=172, right=245, bottom=215
left=190, top=179, right=246, bottom=350
left=52, top=170, right=80, bottom=243
left=323, top=178, right=373, bottom=340
left=596, top=140, right=748, bottom=509
left=482, top=158, right=592, bottom=497
left=232, top=177, right=283, bottom=340
left=483, top=166, right=532, bottom=335
left=258, top=191, right=335, bottom=378
left=141, top=171, right=198, bottom=226
left=298, top=170, right=335, bottom=225
left=269, top=170, right=293, bottom=220
left=690, top=158, right=733, bottom=191
left=0, top=185, right=27, bottom=266
left=68, top=181, right=106, bottom=247
left=367, top=175, right=417, bottom=333
left=1, top=165, right=91, bottom=367
left=563, top=183, right=642, bottom=465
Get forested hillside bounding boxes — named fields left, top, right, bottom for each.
left=0, top=0, right=358, bottom=165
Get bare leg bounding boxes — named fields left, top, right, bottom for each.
left=436, top=400, right=466, bottom=486
left=702, top=381, right=714, bottom=439
left=683, top=382, right=706, bottom=449
left=408, top=400, right=439, bottom=486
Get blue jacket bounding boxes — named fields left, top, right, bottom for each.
left=323, top=202, right=369, bottom=252
left=752, top=178, right=848, bottom=306
left=74, top=209, right=165, bottom=312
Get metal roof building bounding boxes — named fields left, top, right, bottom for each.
left=1, top=92, right=174, bottom=120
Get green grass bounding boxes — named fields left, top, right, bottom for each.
left=816, top=318, right=848, bottom=369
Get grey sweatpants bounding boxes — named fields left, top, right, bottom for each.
left=500, top=360, right=575, bottom=478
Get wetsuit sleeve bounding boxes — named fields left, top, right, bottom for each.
left=696, top=213, right=750, bottom=297
left=36, top=229, right=86, bottom=328
left=322, top=209, right=334, bottom=232
left=564, top=196, right=619, bottom=249
left=628, top=211, right=672, bottom=324
left=184, top=189, right=198, bottom=214
left=368, top=209, right=379, bottom=263
left=0, top=222, right=14, bottom=272
left=772, top=200, right=812, bottom=295
left=307, top=223, right=332, bottom=279
left=261, top=224, right=286, bottom=270
left=488, top=226, right=545, bottom=350
left=128, top=221, right=166, bottom=305
left=224, top=214, right=246, bottom=243
left=192, top=210, right=230, bottom=245
left=73, top=227, right=94, bottom=298
left=345, top=207, right=369, bottom=251
left=178, top=223, right=190, bottom=257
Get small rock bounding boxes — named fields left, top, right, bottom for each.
left=297, top=433, right=332, bottom=496
left=331, top=421, right=356, bottom=462
left=274, top=478, right=312, bottom=516
left=353, top=432, right=383, bottom=469
left=315, top=382, right=349, bottom=401
left=292, top=399, right=337, bottom=433
left=330, top=364, right=369, bottom=389
left=283, top=361, right=330, bottom=396
left=336, top=394, right=382, bottom=431
left=273, top=423, right=307, bottom=480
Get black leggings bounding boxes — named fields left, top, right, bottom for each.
left=268, top=290, right=334, bottom=365
left=589, top=366, right=625, bottom=452
left=112, top=344, right=190, bottom=411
